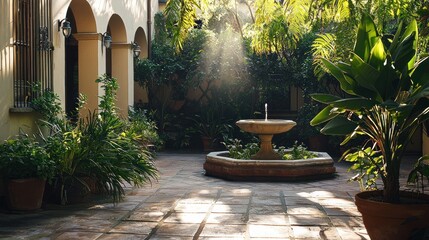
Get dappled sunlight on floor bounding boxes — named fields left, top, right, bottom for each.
left=0, top=152, right=375, bottom=239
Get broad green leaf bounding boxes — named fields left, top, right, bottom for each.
left=331, top=98, right=376, bottom=111
left=310, top=94, right=341, bottom=104
left=310, top=105, right=338, bottom=126
left=389, top=21, right=404, bottom=53
left=409, top=81, right=429, bottom=102
left=401, top=19, right=418, bottom=70
left=350, top=53, right=381, bottom=99
left=354, top=13, right=379, bottom=62
left=393, top=32, right=417, bottom=71
left=376, top=59, right=397, bottom=100
left=320, top=116, right=357, bottom=136
left=321, top=58, right=356, bottom=95
left=411, top=57, right=429, bottom=86
left=369, top=38, right=387, bottom=70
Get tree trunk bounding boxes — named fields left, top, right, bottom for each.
left=383, top=170, right=400, bottom=203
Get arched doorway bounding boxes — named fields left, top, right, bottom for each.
left=133, top=27, right=148, bottom=107
left=65, top=0, right=98, bottom=114
left=65, top=8, right=78, bottom=119
left=106, top=14, right=129, bottom=116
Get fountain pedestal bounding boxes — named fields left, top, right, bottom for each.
left=253, top=134, right=281, bottom=160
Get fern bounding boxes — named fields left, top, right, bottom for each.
left=312, top=33, right=338, bottom=78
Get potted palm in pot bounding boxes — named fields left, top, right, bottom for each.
left=311, top=13, right=429, bottom=239
left=0, top=134, right=55, bottom=211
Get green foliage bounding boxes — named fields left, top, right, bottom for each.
left=282, top=141, right=317, bottom=160
left=407, top=155, right=429, bottom=193
left=34, top=75, right=159, bottom=204
left=0, top=134, right=55, bottom=180
left=252, top=0, right=309, bottom=56
left=222, top=138, right=316, bottom=160
left=164, top=0, right=204, bottom=52
left=31, top=83, right=63, bottom=125
left=222, top=138, right=260, bottom=160
left=311, top=14, right=429, bottom=203
left=343, top=147, right=383, bottom=191
left=128, top=108, right=163, bottom=149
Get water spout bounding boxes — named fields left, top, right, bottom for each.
left=265, top=103, right=268, bottom=121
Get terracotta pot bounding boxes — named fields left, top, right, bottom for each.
left=355, top=190, right=429, bottom=240
left=307, top=135, right=328, bottom=152
left=201, top=136, right=215, bottom=152
left=7, top=178, right=46, bottom=211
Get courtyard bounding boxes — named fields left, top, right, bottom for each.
left=0, top=152, right=418, bottom=239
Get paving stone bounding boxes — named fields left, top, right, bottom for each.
left=292, top=226, right=333, bottom=239
left=164, top=212, right=206, bottom=223
left=199, top=224, right=247, bottom=237
left=335, top=227, right=369, bottom=240
left=155, top=223, right=200, bottom=236
left=286, top=206, right=325, bottom=216
left=248, top=214, right=288, bottom=225
left=98, top=233, right=148, bottom=239
left=136, top=202, right=173, bottom=212
left=249, top=205, right=284, bottom=215
left=86, top=210, right=129, bottom=220
left=217, top=196, right=251, bottom=205
left=127, top=211, right=166, bottom=222
left=174, top=203, right=212, bottom=213
left=149, top=235, right=193, bottom=240
left=55, top=231, right=103, bottom=240
left=0, top=153, right=384, bottom=240
left=284, top=196, right=316, bottom=205
left=329, top=216, right=364, bottom=227
left=109, top=221, right=157, bottom=235
left=206, top=213, right=247, bottom=224
left=315, top=197, right=355, bottom=206
left=248, top=224, right=291, bottom=238
left=177, top=197, right=215, bottom=204
left=322, top=206, right=361, bottom=217
left=220, top=188, right=253, bottom=197
left=212, top=204, right=248, bottom=213
left=251, top=196, right=282, bottom=206
left=288, top=215, right=330, bottom=226
left=187, top=189, right=220, bottom=197
left=58, top=219, right=116, bottom=232
left=200, top=238, right=246, bottom=240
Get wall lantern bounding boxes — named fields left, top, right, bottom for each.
left=131, top=42, right=141, bottom=58
left=102, top=32, right=112, bottom=49
left=57, top=18, right=72, bottom=38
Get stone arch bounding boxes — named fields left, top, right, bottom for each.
left=65, top=0, right=99, bottom=116
left=106, top=14, right=130, bottom=116
left=133, top=27, right=149, bottom=106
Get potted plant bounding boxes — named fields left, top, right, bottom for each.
left=311, top=13, right=429, bottom=239
left=189, top=109, right=233, bottom=152
left=296, top=102, right=328, bottom=151
left=0, top=134, right=55, bottom=211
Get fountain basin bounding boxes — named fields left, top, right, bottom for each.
left=204, top=151, right=336, bottom=181
left=236, top=119, right=296, bottom=134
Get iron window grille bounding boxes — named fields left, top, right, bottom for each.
left=13, top=0, right=53, bottom=108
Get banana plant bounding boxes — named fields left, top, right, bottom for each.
left=310, top=13, right=429, bottom=203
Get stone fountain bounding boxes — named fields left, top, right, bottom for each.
left=235, top=119, right=296, bottom=160
left=203, top=104, right=336, bottom=181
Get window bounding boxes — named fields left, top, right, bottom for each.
left=13, top=0, right=53, bottom=108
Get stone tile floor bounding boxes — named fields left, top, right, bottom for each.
left=0, top=152, right=420, bottom=239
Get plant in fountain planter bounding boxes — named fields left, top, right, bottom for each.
left=0, top=134, right=55, bottom=211
left=311, top=13, right=429, bottom=239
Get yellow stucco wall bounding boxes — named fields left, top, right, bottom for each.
left=0, top=0, right=157, bottom=140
